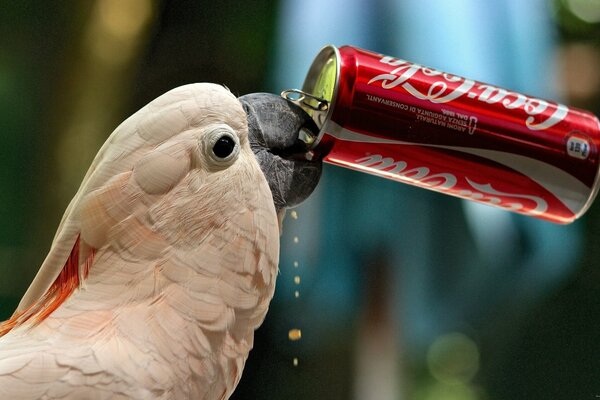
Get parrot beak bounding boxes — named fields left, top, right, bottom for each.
left=239, top=93, right=323, bottom=212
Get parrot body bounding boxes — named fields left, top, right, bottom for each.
left=0, top=84, right=320, bottom=399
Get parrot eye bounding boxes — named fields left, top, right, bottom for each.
left=202, top=124, right=240, bottom=169
left=213, top=136, right=236, bottom=158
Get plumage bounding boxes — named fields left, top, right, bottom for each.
left=0, top=83, right=295, bottom=399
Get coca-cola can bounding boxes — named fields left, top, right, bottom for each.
left=284, top=45, right=600, bottom=224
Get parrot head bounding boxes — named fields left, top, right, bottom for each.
left=2, top=83, right=323, bottom=324
left=239, top=93, right=322, bottom=212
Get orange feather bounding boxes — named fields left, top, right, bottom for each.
left=0, top=235, right=95, bottom=337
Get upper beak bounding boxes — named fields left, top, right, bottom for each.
left=238, top=93, right=323, bottom=211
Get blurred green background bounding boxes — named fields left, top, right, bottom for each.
left=1, top=1, right=599, bottom=399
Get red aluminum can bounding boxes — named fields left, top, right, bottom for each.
left=284, top=45, right=600, bottom=223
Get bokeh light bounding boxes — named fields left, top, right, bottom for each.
left=427, top=332, right=480, bottom=385
left=565, top=0, right=600, bottom=23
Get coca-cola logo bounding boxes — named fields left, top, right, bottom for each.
left=368, top=56, right=568, bottom=131
left=355, top=154, right=548, bottom=215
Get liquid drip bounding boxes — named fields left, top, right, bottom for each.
left=288, top=329, right=302, bottom=341
left=289, top=213, right=302, bottom=368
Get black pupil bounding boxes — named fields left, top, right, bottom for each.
left=213, top=136, right=235, bottom=158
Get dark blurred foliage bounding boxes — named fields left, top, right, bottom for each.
left=131, top=0, right=278, bottom=109
left=0, top=2, right=70, bottom=244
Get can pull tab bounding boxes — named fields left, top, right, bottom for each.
left=281, top=89, right=329, bottom=129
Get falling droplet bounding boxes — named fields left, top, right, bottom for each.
left=294, top=276, right=301, bottom=285
left=288, top=329, right=302, bottom=341
left=293, top=236, right=299, bottom=244
left=290, top=210, right=299, bottom=220
left=294, top=290, right=300, bottom=298
left=293, top=357, right=299, bottom=367
left=293, top=261, right=299, bottom=268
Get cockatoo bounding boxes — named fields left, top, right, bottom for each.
left=0, top=83, right=322, bottom=399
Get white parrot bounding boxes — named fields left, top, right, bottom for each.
left=0, top=83, right=322, bottom=399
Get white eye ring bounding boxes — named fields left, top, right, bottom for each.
left=202, top=124, right=240, bottom=169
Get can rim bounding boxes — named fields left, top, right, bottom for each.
left=301, top=44, right=341, bottom=150
left=575, top=117, right=600, bottom=220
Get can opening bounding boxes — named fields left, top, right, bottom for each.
left=281, top=45, right=340, bottom=149
left=302, top=45, right=338, bottom=128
